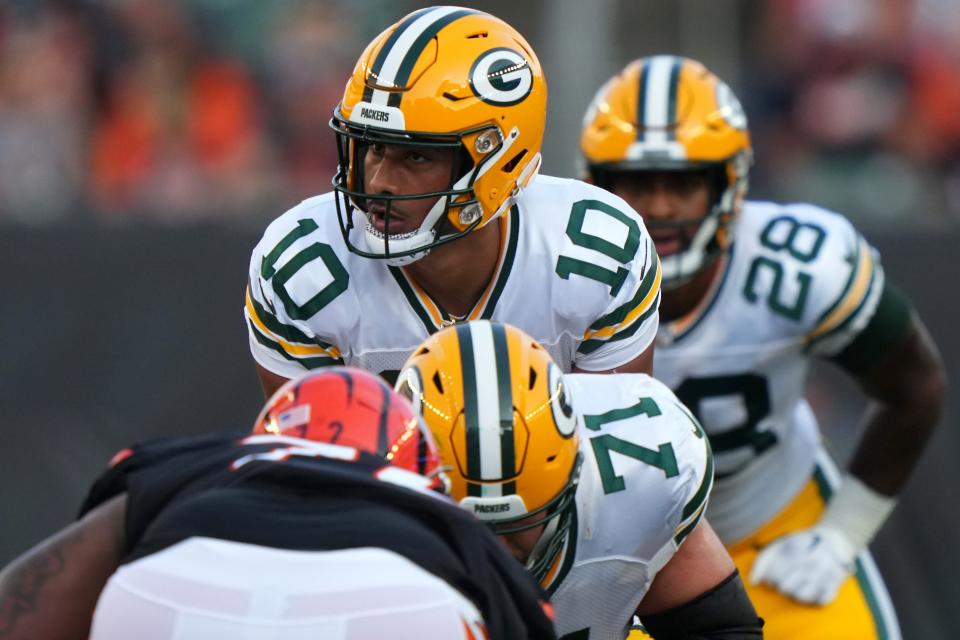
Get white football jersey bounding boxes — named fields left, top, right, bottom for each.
left=547, top=373, right=713, bottom=640
left=246, top=174, right=661, bottom=382
left=652, top=200, right=885, bottom=544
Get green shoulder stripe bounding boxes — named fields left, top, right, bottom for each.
left=682, top=441, right=714, bottom=522
left=577, top=291, right=660, bottom=355
left=829, top=280, right=912, bottom=374
left=673, top=410, right=714, bottom=545
left=588, top=238, right=658, bottom=331
left=248, top=319, right=343, bottom=369
left=249, top=282, right=317, bottom=345
left=813, top=236, right=863, bottom=330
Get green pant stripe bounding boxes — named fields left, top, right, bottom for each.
left=813, top=463, right=896, bottom=640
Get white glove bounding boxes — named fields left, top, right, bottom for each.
left=749, top=474, right=896, bottom=606
left=749, top=525, right=856, bottom=605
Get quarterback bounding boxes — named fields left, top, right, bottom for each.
left=245, top=6, right=661, bottom=397
left=398, top=321, right=764, bottom=639
left=580, top=55, right=946, bottom=638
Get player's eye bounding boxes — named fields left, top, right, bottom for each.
left=406, top=149, right=430, bottom=164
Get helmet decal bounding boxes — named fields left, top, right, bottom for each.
left=547, top=363, right=577, bottom=438
left=456, top=321, right=517, bottom=497
left=396, top=365, right=425, bottom=417
left=361, top=6, right=479, bottom=108
left=469, top=48, right=534, bottom=106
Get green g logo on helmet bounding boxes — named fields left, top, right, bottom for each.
left=469, top=48, right=533, bottom=106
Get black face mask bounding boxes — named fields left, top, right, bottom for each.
left=329, top=115, right=487, bottom=260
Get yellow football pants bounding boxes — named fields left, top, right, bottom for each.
left=629, top=466, right=900, bottom=639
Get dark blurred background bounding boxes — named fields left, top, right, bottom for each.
left=0, top=1, right=957, bottom=637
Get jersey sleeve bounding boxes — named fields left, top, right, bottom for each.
left=786, top=204, right=901, bottom=360
left=561, top=189, right=662, bottom=371
left=661, top=400, right=714, bottom=549
left=573, top=374, right=713, bottom=571
left=245, top=202, right=347, bottom=378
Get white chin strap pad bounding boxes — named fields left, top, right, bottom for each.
left=660, top=212, right=718, bottom=285
left=525, top=516, right=561, bottom=573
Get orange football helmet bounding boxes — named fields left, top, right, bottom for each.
left=253, top=367, right=442, bottom=478
left=330, top=6, right=546, bottom=265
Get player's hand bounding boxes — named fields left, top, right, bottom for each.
left=749, top=526, right=857, bottom=605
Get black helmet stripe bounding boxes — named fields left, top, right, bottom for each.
left=330, top=369, right=355, bottom=403
left=456, top=323, right=483, bottom=496
left=456, top=321, right=515, bottom=498
left=362, top=7, right=433, bottom=104
left=417, top=424, right=429, bottom=476
left=490, top=322, right=517, bottom=495
left=636, top=60, right=649, bottom=141
left=636, top=55, right=682, bottom=143
left=363, top=7, right=480, bottom=108
left=375, top=376, right=391, bottom=458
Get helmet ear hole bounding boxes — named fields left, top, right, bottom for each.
left=432, top=370, right=444, bottom=394
left=528, top=367, right=537, bottom=390
left=502, top=149, right=528, bottom=173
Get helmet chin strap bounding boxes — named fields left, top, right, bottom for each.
left=361, top=192, right=451, bottom=267
left=660, top=173, right=741, bottom=288
left=660, top=213, right=719, bottom=287
left=525, top=514, right=561, bottom=573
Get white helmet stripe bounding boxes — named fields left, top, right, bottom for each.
left=641, top=55, right=679, bottom=144
left=369, top=6, right=471, bottom=107
left=468, top=321, right=505, bottom=496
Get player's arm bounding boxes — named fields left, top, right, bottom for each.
left=637, top=520, right=762, bottom=638
left=0, top=494, right=127, bottom=640
left=245, top=213, right=348, bottom=399
left=257, top=363, right=291, bottom=399
left=846, top=311, right=945, bottom=494
left=752, top=278, right=946, bottom=604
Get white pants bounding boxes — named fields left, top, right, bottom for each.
left=90, top=538, right=486, bottom=640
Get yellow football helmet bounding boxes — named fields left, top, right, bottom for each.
left=396, top=320, right=581, bottom=582
left=330, top=7, right=546, bottom=265
left=580, top=55, right=752, bottom=287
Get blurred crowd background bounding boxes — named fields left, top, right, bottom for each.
left=3, top=0, right=960, bottom=229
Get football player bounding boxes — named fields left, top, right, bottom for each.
left=245, top=6, right=661, bottom=397
left=397, top=320, right=764, bottom=639
left=0, top=369, right=556, bottom=640
left=579, top=55, right=947, bottom=639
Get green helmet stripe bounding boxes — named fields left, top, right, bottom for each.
left=363, top=7, right=479, bottom=108
left=491, top=322, right=516, bottom=493
left=455, top=322, right=482, bottom=496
